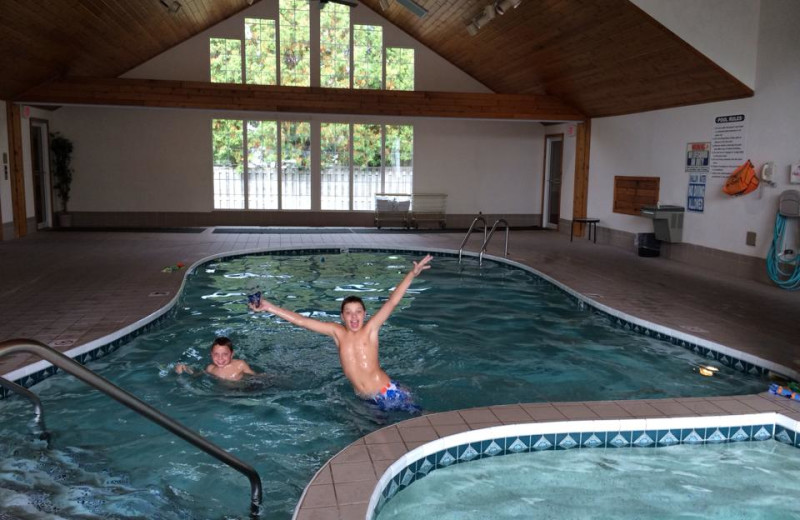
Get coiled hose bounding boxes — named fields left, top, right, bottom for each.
left=767, top=212, right=800, bottom=290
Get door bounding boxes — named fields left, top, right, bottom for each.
left=542, top=134, right=563, bottom=229
left=30, top=119, right=52, bottom=229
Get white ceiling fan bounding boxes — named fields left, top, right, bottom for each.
left=319, top=0, right=359, bottom=8
left=379, top=0, right=428, bottom=18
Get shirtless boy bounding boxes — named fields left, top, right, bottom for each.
left=175, top=336, right=256, bottom=381
left=249, top=254, right=432, bottom=411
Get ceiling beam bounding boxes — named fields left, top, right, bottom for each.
left=15, top=77, right=585, bottom=122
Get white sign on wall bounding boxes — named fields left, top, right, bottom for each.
left=710, top=114, right=747, bottom=179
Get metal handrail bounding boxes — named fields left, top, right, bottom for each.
left=479, top=219, right=510, bottom=265
left=0, top=339, right=263, bottom=516
left=458, top=215, right=487, bottom=262
left=0, top=375, right=49, bottom=441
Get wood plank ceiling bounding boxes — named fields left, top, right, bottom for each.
left=0, top=0, right=753, bottom=119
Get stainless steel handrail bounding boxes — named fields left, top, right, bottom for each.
left=0, top=375, right=50, bottom=441
left=458, top=215, right=487, bottom=262
left=479, top=219, right=510, bottom=265
left=0, top=339, right=263, bottom=516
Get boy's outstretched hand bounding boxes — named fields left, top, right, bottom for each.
left=412, top=254, right=433, bottom=276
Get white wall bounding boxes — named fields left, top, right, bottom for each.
left=583, top=0, right=800, bottom=258
left=124, top=1, right=491, bottom=93
left=51, top=105, right=544, bottom=215
left=632, top=0, right=759, bottom=89
left=49, top=1, right=540, bottom=217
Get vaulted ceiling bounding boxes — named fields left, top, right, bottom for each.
left=0, top=0, right=753, bottom=119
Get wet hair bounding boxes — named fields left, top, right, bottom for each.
left=211, top=336, right=233, bottom=352
left=340, top=295, right=366, bottom=313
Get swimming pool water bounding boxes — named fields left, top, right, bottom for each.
left=0, top=251, right=770, bottom=519
left=375, top=440, right=800, bottom=520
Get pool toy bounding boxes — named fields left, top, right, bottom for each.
left=768, top=383, right=800, bottom=401
left=162, top=261, right=186, bottom=273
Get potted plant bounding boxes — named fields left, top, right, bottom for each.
left=50, top=132, right=74, bottom=227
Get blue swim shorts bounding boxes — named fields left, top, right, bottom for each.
left=367, top=381, right=421, bottom=414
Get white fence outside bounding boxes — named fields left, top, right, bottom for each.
left=215, top=166, right=412, bottom=210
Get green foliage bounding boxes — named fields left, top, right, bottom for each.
left=281, top=121, right=311, bottom=169
left=385, top=125, right=413, bottom=166
left=50, top=132, right=73, bottom=213
left=212, top=119, right=244, bottom=172
left=353, top=25, right=383, bottom=89
left=279, top=0, right=310, bottom=87
left=210, top=38, right=242, bottom=83
left=386, top=48, right=414, bottom=91
left=321, top=123, right=350, bottom=167
left=245, top=18, right=276, bottom=85
left=353, top=124, right=382, bottom=167
left=320, top=4, right=350, bottom=88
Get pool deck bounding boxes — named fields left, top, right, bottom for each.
left=1, top=227, right=799, bottom=519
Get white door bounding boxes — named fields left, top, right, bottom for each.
left=30, top=120, right=52, bottom=229
left=542, top=135, right=563, bottom=229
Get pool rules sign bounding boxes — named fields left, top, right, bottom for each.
left=711, top=114, right=747, bottom=179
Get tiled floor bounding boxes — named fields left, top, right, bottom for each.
left=1, top=227, right=798, bottom=519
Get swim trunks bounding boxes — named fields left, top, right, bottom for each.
left=367, top=380, right=421, bottom=414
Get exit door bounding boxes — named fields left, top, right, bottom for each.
left=542, top=134, right=563, bottom=229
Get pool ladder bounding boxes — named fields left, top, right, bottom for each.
left=458, top=214, right=510, bottom=265
left=0, top=338, right=263, bottom=517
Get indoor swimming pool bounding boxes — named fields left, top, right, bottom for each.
left=0, top=250, right=774, bottom=519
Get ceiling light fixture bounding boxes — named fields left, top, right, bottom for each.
left=379, top=0, right=390, bottom=10
left=159, top=0, right=182, bottom=13
left=494, top=0, right=522, bottom=15
left=466, top=0, right=522, bottom=35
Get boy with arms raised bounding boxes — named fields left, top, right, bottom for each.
left=249, top=254, right=432, bottom=411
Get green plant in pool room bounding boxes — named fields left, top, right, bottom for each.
left=50, top=132, right=74, bottom=227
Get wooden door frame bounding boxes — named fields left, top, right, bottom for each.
left=7, top=103, right=27, bottom=238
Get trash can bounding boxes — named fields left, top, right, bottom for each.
left=636, top=232, right=661, bottom=257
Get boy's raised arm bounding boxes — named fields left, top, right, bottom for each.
left=370, top=255, right=432, bottom=328
left=249, top=299, right=340, bottom=337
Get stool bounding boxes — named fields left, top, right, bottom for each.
left=571, top=218, right=599, bottom=243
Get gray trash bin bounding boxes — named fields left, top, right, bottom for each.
left=636, top=232, right=661, bottom=257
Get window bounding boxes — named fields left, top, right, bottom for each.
left=210, top=39, right=242, bottom=83
left=352, top=124, right=382, bottom=209
left=353, top=25, right=382, bottom=90
left=385, top=48, right=414, bottom=91
left=212, top=119, right=244, bottom=208
left=247, top=120, right=279, bottom=209
left=321, top=123, right=351, bottom=210
left=320, top=3, right=350, bottom=88
left=384, top=125, right=413, bottom=194
left=245, top=18, right=276, bottom=85
left=279, top=0, right=311, bottom=87
left=281, top=121, right=311, bottom=209
left=213, top=120, right=412, bottom=211
left=210, top=11, right=414, bottom=92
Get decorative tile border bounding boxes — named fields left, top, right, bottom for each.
left=2, top=247, right=795, bottom=400
left=368, top=413, right=800, bottom=519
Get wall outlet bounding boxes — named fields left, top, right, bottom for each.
left=746, top=231, right=757, bottom=247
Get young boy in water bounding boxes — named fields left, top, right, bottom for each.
left=249, top=254, right=433, bottom=412
left=175, top=336, right=256, bottom=381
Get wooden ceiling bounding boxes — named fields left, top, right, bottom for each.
left=1, top=0, right=753, bottom=119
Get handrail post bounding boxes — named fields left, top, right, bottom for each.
left=479, top=219, right=510, bottom=265
left=0, top=339, right=263, bottom=516
left=458, top=215, right=487, bottom=262
left=0, top=375, right=50, bottom=441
